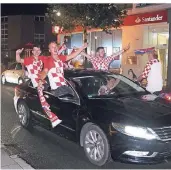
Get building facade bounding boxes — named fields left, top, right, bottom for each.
left=57, top=4, right=171, bottom=87
left=122, top=4, right=171, bottom=87
left=1, top=15, right=56, bottom=63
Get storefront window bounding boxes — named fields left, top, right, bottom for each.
left=147, top=24, right=169, bottom=86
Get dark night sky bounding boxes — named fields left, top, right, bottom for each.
left=1, top=4, right=48, bottom=16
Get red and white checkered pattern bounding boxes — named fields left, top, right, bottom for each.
left=26, top=60, right=43, bottom=87
left=48, top=60, right=67, bottom=90
left=141, top=59, right=159, bottom=79
left=37, top=85, right=53, bottom=117
left=88, top=50, right=124, bottom=71
left=37, top=84, right=60, bottom=127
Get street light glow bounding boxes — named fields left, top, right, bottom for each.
left=56, top=12, right=61, bottom=16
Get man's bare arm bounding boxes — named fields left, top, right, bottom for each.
left=110, top=43, right=130, bottom=59
left=16, top=48, right=24, bottom=63
left=66, top=43, right=88, bottom=61
left=80, top=51, right=92, bottom=59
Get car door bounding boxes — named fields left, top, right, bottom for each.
left=5, top=63, right=17, bottom=83
left=25, top=81, right=51, bottom=127
left=43, top=80, right=80, bottom=132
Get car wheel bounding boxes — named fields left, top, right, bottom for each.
left=1, top=75, right=6, bottom=85
left=17, top=101, right=33, bottom=131
left=82, top=124, right=111, bottom=166
left=18, top=77, right=24, bottom=85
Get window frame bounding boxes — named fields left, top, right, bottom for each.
left=34, top=33, right=45, bottom=43
left=28, top=78, right=80, bottom=105
left=1, top=22, right=8, bottom=49
left=34, top=16, right=45, bottom=22
left=1, top=16, right=8, bottom=22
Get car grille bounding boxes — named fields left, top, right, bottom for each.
left=152, top=126, right=171, bottom=141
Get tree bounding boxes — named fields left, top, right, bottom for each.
left=46, top=4, right=128, bottom=66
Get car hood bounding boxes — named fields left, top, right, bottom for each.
left=87, top=94, right=171, bottom=127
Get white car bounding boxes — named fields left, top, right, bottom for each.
left=1, top=62, right=26, bottom=85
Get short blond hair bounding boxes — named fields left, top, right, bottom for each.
left=48, top=41, right=57, bottom=49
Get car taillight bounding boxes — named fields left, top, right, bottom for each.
left=165, top=94, right=171, bottom=101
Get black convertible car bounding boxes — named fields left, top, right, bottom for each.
left=13, top=69, right=171, bottom=166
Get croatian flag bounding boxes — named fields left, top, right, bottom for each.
left=134, top=47, right=155, bottom=55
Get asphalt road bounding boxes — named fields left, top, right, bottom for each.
left=1, top=83, right=171, bottom=169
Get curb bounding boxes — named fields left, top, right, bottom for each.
left=1, top=143, right=35, bottom=169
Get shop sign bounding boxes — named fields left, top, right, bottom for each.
left=124, top=10, right=167, bottom=26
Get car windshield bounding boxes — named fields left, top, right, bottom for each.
left=73, top=74, right=146, bottom=98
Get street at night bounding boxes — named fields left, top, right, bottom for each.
left=1, top=2, right=171, bottom=169
left=1, top=83, right=171, bottom=169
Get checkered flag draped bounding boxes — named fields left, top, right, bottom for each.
left=37, top=84, right=59, bottom=121
left=48, top=60, right=66, bottom=89
left=27, top=60, right=43, bottom=86
left=142, top=59, right=159, bottom=79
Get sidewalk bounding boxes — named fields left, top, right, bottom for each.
left=1, top=145, right=34, bottom=169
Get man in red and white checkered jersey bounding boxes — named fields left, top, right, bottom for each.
left=40, top=41, right=87, bottom=108
left=137, top=49, right=163, bottom=93
left=16, top=44, right=67, bottom=128
left=16, top=45, right=47, bottom=88
left=81, top=43, right=130, bottom=71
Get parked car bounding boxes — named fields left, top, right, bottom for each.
left=13, top=69, right=171, bottom=166
left=1, top=62, right=26, bottom=85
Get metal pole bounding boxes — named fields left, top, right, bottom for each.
left=167, top=9, right=171, bottom=91
left=167, top=23, right=171, bottom=91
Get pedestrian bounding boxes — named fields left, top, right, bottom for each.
left=137, top=49, right=163, bottom=94
left=81, top=43, right=130, bottom=71
left=15, top=44, right=63, bottom=128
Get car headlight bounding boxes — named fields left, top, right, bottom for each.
left=112, top=123, right=159, bottom=140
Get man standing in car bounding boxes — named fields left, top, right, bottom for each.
left=16, top=44, right=66, bottom=128
left=81, top=43, right=130, bottom=71
left=40, top=42, right=88, bottom=98
left=137, top=49, right=163, bottom=94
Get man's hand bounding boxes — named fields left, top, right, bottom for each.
left=16, top=48, right=24, bottom=63
left=38, top=80, right=43, bottom=87
left=16, top=48, right=24, bottom=55
left=124, top=43, right=130, bottom=51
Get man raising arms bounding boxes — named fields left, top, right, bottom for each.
left=39, top=42, right=87, bottom=119
left=81, top=43, right=130, bottom=71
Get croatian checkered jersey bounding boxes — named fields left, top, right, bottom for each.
left=44, top=56, right=67, bottom=90
left=88, top=50, right=124, bottom=71
left=24, top=56, right=47, bottom=88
